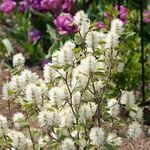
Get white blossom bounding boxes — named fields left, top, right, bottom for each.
left=72, top=91, right=81, bottom=105
left=25, top=83, right=42, bottom=105
left=9, top=76, right=20, bottom=91
left=20, top=69, right=39, bottom=85
left=79, top=55, right=97, bottom=75
left=79, top=102, right=97, bottom=122
left=107, top=133, right=122, bottom=146
left=74, top=10, right=90, bottom=38
left=94, top=80, right=104, bottom=91
left=52, top=51, right=61, bottom=65
left=2, top=75, right=27, bottom=100
left=52, top=41, right=75, bottom=66
left=2, top=83, right=15, bottom=100
left=89, top=127, right=104, bottom=146
left=0, top=115, right=8, bottom=137
left=38, top=135, right=49, bottom=148
left=13, top=112, right=25, bottom=128
left=85, top=31, right=105, bottom=50
left=8, top=74, right=31, bottom=92
left=2, top=84, right=9, bottom=100
left=72, top=68, right=88, bottom=89
left=120, top=91, right=135, bottom=106
left=13, top=53, right=25, bottom=67
left=105, top=31, right=119, bottom=49
left=60, top=138, right=76, bottom=150
left=24, top=139, right=32, bottom=150
left=59, top=106, right=75, bottom=127
left=38, top=110, right=59, bottom=127
left=7, top=130, right=32, bottom=150
left=129, top=105, right=143, bottom=121
left=48, top=86, right=68, bottom=107
left=43, top=63, right=58, bottom=83
left=107, top=98, right=120, bottom=117
left=38, top=80, right=49, bottom=98
left=110, top=19, right=123, bottom=35
left=128, top=122, right=143, bottom=139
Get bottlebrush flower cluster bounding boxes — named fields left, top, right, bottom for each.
left=1, top=11, right=143, bottom=149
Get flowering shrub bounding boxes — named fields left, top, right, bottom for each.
left=1, top=11, right=144, bottom=149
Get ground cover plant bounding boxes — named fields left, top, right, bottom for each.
left=0, top=11, right=145, bottom=150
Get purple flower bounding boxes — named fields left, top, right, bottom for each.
left=40, top=0, right=61, bottom=15
left=0, top=0, right=16, bottom=13
left=104, top=12, right=112, bottom=22
left=144, top=10, right=150, bottom=23
left=40, top=59, right=51, bottom=69
left=29, top=29, right=41, bottom=43
left=115, top=5, right=128, bottom=23
left=54, top=13, right=78, bottom=35
left=96, top=21, right=107, bottom=29
left=61, top=0, right=75, bottom=13
left=31, top=0, right=44, bottom=12
left=18, top=1, right=28, bottom=13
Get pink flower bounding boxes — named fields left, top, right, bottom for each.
left=0, top=0, right=16, bottom=13
left=40, top=0, right=61, bottom=15
left=144, top=10, right=150, bottom=23
left=61, top=0, right=75, bottom=13
left=96, top=21, right=107, bottom=29
left=115, top=5, right=128, bottom=23
left=18, top=1, right=28, bottom=13
left=54, top=13, right=78, bottom=35
left=29, top=29, right=41, bottom=43
left=104, top=12, right=112, bottom=22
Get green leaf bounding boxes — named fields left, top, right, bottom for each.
left=22, top=121, right=29, bottom=128
left=51, top=142, right=59, bottom=149
left=104, top=144, right=115, bottom=150
left=129, top=108, right=137, bottom=113
left=29, top=111, right=37, bottom=117
left=47, top=24, right=57, bottom=40
left=74, top=124, right=85, bottom=132
left=99, top=41, right=106, bottom=44
left=2, top=39, right=14, bottom=56
left=51, top=65, right=62, bottom=70
left=95, top=71, right=105, bottom=76
left=63, top=64, right=72, bottom=71
left=73, top=47, right=82, bottom=53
